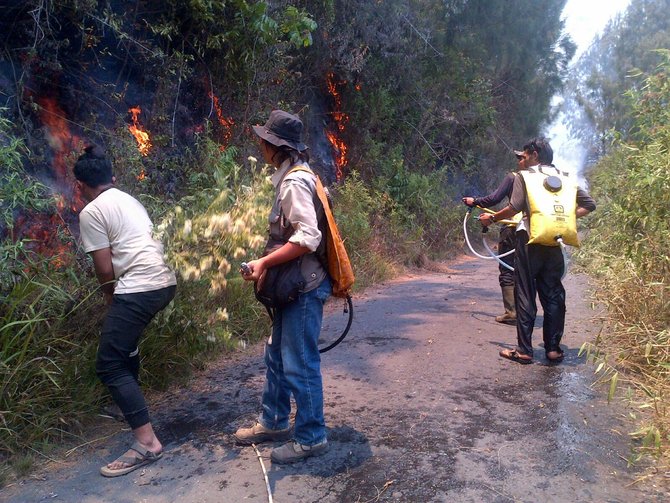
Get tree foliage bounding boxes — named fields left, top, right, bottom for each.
left=580, top=52, right=670, bottom=459
left=566, top=0, right=670, bottom=160
left=306, top=0, right=573, bottom=194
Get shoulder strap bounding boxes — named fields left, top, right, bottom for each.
left=538, top=164, right=570, bottom=178
left=285, top=163, right=314, bottom=177
left=282, top=165, right=354, bottom=297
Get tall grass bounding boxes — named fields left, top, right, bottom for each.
left=1, top=268, right=102, bottom=449
left=578, top=53, right=670, bottom=469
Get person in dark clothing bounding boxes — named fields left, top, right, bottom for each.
left=480, top=137, right=596, bottom=364
left=463, top=152, right=525, bottom=324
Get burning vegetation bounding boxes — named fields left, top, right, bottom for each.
left=209, top=92, right=236, bottom=150
left=128, top=106, right=152, bottom=156
left=325, top=72, right=349, bottom=181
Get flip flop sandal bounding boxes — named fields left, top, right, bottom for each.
left=100, top=441, right=163, bottom=478
left=499, top=349, right=533, bottom=365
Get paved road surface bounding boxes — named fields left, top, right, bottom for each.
left=3, top=256, right=668, bottom=502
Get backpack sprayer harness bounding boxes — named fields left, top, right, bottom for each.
left=252, top=164, right=354, bottom=353
left=463, top=165, right=578, bottom=279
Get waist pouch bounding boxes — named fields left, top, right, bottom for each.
left=254, top=245, right=305, bottom=309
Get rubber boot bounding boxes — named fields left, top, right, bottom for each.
left=495, top=286, right=516, bottom=325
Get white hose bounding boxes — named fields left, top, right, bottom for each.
left=556, top=237, right=569, bottom=280
left=463, top=210, right=570, bottom=279
left=251, top=443, right=273, bottom=503
left=463, top=211, right=515, bottom=271
left=482, top=236, right=514, bottom=271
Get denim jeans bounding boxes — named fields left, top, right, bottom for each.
left=96, top=285, right=176, bottom=429
left=260, top=276, right=331, bottom=446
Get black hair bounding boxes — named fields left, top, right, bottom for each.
left=264, top=140, right=310, bottom=165
left=523, top=137, right=553, bottom=165
left=73, top=145, right=113, bottom=187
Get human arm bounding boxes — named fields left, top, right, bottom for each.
left=576, top=188, right=596, bottom=218
left=90, top=247, right=115, bottom=304
left=479, top=204, right=519, bottom=226
left=79, top=207, right=115, bottom=304
left=466, top=173, right=516, bottom=208
left=241, top=175, right=319, bottom=282
left=241, top=242, right=311, bottom=282
left=481, top=174, right=525, bottom=226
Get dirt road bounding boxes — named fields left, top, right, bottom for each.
left=3, top=256, right=668, bottom=502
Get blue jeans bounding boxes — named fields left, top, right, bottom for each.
left=96, top=285, right=176, bottom=429
left=260, top=277, right=331, bottom=446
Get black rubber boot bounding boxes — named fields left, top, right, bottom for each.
left=495, top=285, right=517, bottom=325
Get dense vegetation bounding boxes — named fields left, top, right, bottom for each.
left=565, top=0, right=670, bottom=474
left=567, top=0, right=670, bottom=160
left=577, top=54, right=670, bottom=471
left=3, top=0, right=667, bottom=485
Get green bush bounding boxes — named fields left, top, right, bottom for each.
left=579, top=53, right=670, bottom=465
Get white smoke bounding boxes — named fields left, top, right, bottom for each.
left=544, top=97, right=588, bottom=187
left=543, top=0, right=632, bottom=188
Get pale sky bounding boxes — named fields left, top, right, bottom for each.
left=562, top=0, right=632, bottom=58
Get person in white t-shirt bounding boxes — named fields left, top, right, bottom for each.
left=74, top=145, right=176, bottom=477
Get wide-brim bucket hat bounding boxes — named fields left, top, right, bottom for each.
left=252, top=110, right=308, bottom=152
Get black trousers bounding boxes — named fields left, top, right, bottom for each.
left=513, top=231, right=565, bottom=357
left=498, top=225, right=516, bottom=288
left=96, top=285, right=176, bottom=429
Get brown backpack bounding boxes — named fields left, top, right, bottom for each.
left=288, top=165, right=355, bottom=298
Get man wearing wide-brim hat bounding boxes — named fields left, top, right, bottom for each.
left=235, top=110, right=332, bottom=464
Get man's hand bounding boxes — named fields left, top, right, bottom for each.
left=576, top=207, right=591, bottom=218
left=462, top=197, right=476, bottom=207
left=240, top=258, right=266, bottom=282
left=479, top=213, right=496, bottom=227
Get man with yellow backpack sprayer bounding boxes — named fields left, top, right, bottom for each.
left=480, top=138, right=596, bottom=365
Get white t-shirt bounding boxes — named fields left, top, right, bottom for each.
left=79, top=188, right=177, bottom=294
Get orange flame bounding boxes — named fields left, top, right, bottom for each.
left=37, top=98, right=86, bottom=210
left=128, top=106, right=152, bottom=156
left=7, top=96, right=82, bottom=269
left=14, top=210, right=74, bottom=269
left=325, top=72, right=349, bottom=181
left=36, top=97, right=85, bottom=210
left=209, top=92, right=235, bottom=150
left=38, top=98, right=82, bottom=183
